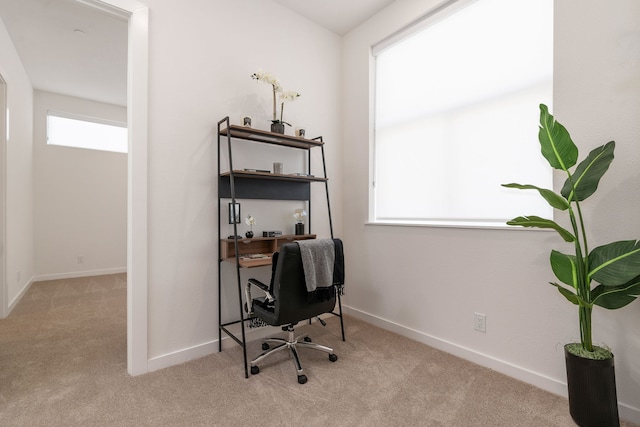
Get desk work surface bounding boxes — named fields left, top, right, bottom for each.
left=220, top=234, right=316, bottom=268
left=238, top=253, right=272, bottom=268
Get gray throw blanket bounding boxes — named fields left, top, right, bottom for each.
left=297, top=239, right=335, bottom=302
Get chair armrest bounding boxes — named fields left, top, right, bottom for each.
left=248, top=278, right=270, bottom=294
left=245, top=278, right=275, bottom=316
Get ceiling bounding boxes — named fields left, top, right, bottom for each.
left=0, top=0, right=128, bottom=106
left=273, top=0, right=395, bottom=36
left=0, top=0, right=394, bottom=107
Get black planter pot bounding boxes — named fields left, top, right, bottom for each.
left=565, top=345, right=619, bottom=427
left=271, top=122, right=285, bottom=134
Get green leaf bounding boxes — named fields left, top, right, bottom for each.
left=561, top=141, right=615, bottom=202
left=592, top=281, right=640, bottom=309
left=502, top=183, right=570, bottom=210
left=549, top=282, right=580, bottom=305
left=538, top=104, right=578, bottom=172
left=589, top=240, right=640, bottom=286
left=506, top=216, right=575, bottom=242
left=550, top=250, right=579, bottom=288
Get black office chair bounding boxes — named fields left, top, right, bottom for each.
left=244, top=239, right=344, bottom=384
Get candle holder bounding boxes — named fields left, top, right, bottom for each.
left=294, top=209, right=307, bottom=235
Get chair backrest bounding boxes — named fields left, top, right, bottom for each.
left=270, top=240, right=340, bottom=325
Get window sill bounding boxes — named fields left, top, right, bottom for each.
left=366, top=220, right=556, bottom=231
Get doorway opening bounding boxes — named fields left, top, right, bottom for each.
left=80, top=0, right=149, bottom=376
left=0, top=0, right=148, bottom=376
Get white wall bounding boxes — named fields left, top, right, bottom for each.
left=142, top=0, right=343, bottom=369
left=0, top=17, right=34, bottom=316
left=32, top=91, right=127, bottom=280
left=342, top=0, right=640, bottom=423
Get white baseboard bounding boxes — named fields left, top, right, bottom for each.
left=342, top=305, right=640, bottom=425
left=32, top=267, right=127, bottom=282
left=147, top=323, right=284, bottom=373
left=7, top=277, right=35, bottom=315
left=147, top=315, right=333, bottom=373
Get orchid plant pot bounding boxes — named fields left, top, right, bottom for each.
left=271, top=122, right=285, bottom=134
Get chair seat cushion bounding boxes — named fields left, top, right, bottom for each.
left=253, top=297, right=278, bottom=325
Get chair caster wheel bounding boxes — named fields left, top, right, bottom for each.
left=329, top=354, right=338, bottom=362
left=297, top=374, right=307, bottom=384
left=262, top=342, right=270, bottom=351
left=251, top=365, right=260, bottom=375
left=303, top=337, right=312, bottom=342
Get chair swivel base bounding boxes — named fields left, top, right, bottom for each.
left=250, top=327, right=338, bottom=384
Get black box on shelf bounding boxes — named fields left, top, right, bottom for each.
left=262, top=231, right=283, bottom=237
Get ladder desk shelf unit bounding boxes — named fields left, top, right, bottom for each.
left=216, top=117, right=345, bottom=378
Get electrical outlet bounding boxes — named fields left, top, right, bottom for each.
left=474, top=312, right=486, bottom=333
left=77, top=255, right=85, bottom=264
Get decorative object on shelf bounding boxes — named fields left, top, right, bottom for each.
left=274, top=90, right=301, bottom=134
left=245, top=214, right=256, bottom=238
left=503, top=104, right=640, bottom=427
left=273, top=162, right=283, bottom=174
left=228, top=203, right=241, bottom=224
left=295, top=127, right=306, bottom=138
left=242, top=116, right=252, bottom=127
left=271, top=122, right=285, bottom=134
left=250, top=70, right=300, bottom=134
left=294, top=209, right=307, bottom=235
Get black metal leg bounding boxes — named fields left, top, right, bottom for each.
left=337, top=290, right=345, bottom=341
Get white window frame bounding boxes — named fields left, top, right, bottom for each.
left=369, top=0, right=554, bottom=229
left=47, top=110, right=128, bottom=154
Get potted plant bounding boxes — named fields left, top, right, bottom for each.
left=251, top=71, right=300, bottom=134
left=503, top=104, right=640, bottom=427
left=276, top=89, right=301, bottom=132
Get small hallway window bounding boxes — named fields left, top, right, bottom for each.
left=47, top=110, right=128, bottom=154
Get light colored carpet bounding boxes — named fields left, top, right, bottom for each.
left=0, top=274, right=636, bottom=426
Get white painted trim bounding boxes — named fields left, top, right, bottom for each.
left=343, top=304, right=640, bottom=425
left=32, top=267, right=126, bottom=282
left=147, top=324, right=280, bottom=373
left=0, top=75, right=6, bottom=319
left=81, top=0, right=149, bottom=377
left=147, top=340, right=218, bottom=373
left=8, top=277, right=33, bottom=314
left=621, top=404, right=640, bottom=427
left=75, top=0, right=129, bottom=21
left=147, top=316, right=333, bottom=373
left=125, top=3, right=149, bottom=377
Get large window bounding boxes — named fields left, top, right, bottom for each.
left=372, top=0, right=553, bottom=227
left=47, top=110, right=128, bottom=154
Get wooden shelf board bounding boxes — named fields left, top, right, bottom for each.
left=220, top=170, right=327, bottom=183
left=237, top=256, right=273, bottom=268
left=220, top=125, right=324, bottom=149
left=220, top=234, right=316, bottom=244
